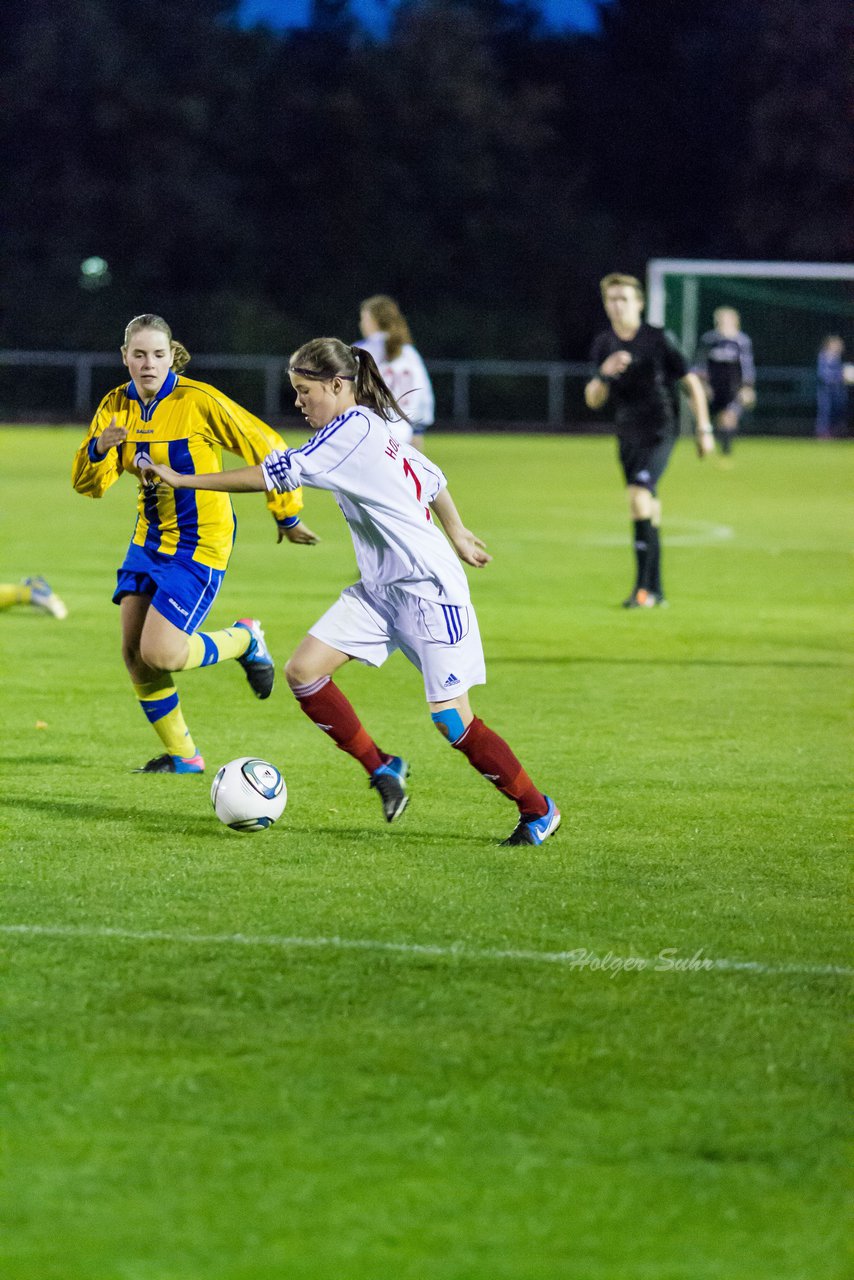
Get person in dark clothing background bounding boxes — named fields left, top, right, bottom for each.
left=586, top=273, right=714, bottom=608
left=693, top=307, right=756, bottom=456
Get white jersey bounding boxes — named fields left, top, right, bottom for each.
left=356, top=335, right=435, bottom=435
left=261, top=406, right=469, bottom=604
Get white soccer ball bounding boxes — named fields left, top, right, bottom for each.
left=210, top=757, right=287, bottom=833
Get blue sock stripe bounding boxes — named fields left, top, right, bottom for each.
left=139, top=691, right=179, bottom=724
left=200, top=632, right=220, bottom=666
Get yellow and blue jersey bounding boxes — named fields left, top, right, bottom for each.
left=71, top=372, right=303, bottom=570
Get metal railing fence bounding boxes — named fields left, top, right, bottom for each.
left=0, top=350, right=831, bottom=430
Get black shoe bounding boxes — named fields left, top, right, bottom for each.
left=622, top=589, right=658, bottom=609
left=369, top=756, right=410, bottom=823
left=133, top=752, right=205, bottom=774
left=234, top=618, right=275, bottom=699
left=501, top=797, right=561, bottom=846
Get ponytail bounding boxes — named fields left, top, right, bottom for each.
left=289, top=338, right=410, bottom=425
left=351, top=346, right=410, bottom=424
left=170, top=341, right=191, bottom=373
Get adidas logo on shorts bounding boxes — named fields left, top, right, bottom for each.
left=443, top=673, right=461, bottom=688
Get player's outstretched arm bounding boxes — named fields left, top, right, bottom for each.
left=430, top=490, right=492, bottom=568
left=142, top=461, right=266, bottom=491
left=278, top=521, right=320, bottom=546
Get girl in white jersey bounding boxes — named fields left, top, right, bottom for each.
left=356, top=295, right=435, bottom=448
left=144, top=338, right=559, bottom=846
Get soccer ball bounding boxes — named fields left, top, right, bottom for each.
left=210, top=757, right=287, bottom=833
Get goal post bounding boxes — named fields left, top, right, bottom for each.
left=646, top=259, right=854, bottom=434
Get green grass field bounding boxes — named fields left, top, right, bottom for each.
left=2, top=427, right=851, bottom=1280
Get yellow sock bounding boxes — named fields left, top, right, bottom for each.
left=181, top=626, right=250, bottom=671
left=0, top=583, right=31, bottom=609
left=133, top=677, right=197, bottom=758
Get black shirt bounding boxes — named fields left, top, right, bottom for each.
left=693, top=329, right=755, bottom=403
left=590, top=323, right=687, bottom=442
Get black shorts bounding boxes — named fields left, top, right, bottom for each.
left=617, top=434, right=677, bottom=495
left=709, top=392, right=743, bottom=420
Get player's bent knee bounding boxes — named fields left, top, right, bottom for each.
left=139, top=640, right=182, bottom=672
left=431, top=707, right=467, bottom=744
left=121, top=642, right=142, bottom=672
left=284, top=657, right=327, bottom=691
left=284, top=657, right=308, bottom=688
left=627, top=484, right=654, bottom=519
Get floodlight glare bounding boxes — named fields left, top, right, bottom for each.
left=80, top=256, right=109, bottom=277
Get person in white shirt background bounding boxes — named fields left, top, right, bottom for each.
left=356, top=295, right=435, bottom=448
left=143, top=337, right=560, bottom=847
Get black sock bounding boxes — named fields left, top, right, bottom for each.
left=720, top=429, right=733, bottom=455
left=633, top=519, right=652, bottom=591
left=648, top=525, right=662, bottom=596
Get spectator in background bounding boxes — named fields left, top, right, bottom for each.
left=815, top=336, right=852, bottom=439
left=693, top=307, right=756, bottom=457
left=0, top=576, right=67, bottom=618
left=356, top=295, right=435, bottom=448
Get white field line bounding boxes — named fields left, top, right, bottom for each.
left=582, top=519, right=735, bottom=548
left=0, top=922, right=850, bottom=979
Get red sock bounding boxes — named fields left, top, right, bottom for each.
left=291, top=676, right=384, bottom=776
left=454, top=717, right=548, bottom=816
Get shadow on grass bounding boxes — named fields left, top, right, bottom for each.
left=0, top=754, right=84, bottom=766
left=0, top=797, right=491, bottom=847
left=0, top=793, right=213, bottom=837
left=285, top=824, right=496, bottom=847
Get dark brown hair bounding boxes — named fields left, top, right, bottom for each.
left=289, top=338, right=410, bottom=424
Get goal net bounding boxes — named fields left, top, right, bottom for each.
left=646, top=259, right=854, bottom=434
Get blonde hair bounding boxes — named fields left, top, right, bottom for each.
left=713, top=306, right=740, bottom=327
left=360, top=295, right=412, bottom=362
left=289, top=337, right=409, bottom=425
left=122, top=313, right=191, bottom=373
left=600, top=273, right=645, bottom=304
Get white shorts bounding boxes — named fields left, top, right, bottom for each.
left=309, top=582, right=486, bottom=703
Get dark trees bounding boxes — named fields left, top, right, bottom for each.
left=0, top=0, right=845, bottom=354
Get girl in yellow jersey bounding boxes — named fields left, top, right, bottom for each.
left=72, top=314, right=318, bottom=773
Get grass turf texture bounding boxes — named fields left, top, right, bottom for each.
left=1, top=427, right=850, bottom=1279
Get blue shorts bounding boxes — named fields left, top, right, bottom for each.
left=113, top=543, right=225, bottom=633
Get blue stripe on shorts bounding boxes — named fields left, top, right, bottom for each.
left=113, top=543, right=224, bottom=633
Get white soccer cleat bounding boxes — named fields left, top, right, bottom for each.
left=25, top=576, right=68, bottom=619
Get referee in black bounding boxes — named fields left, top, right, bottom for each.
left=585, top=273, right=713, bottom=607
